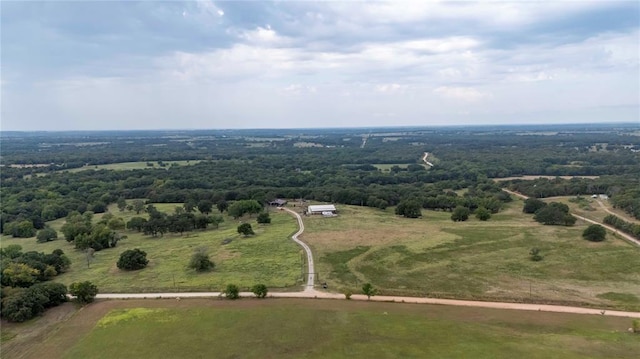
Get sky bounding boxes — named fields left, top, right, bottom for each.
left=1, top=0, right=639, bottom=131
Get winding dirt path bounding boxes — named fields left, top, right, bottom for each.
left=281, top=207, right=316, bottom=291
left=502, top=189, right=640, bottom=247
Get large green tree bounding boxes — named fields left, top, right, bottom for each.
left=117, top=248, right=149, bottom=270
left=451, top=206, right=470, bottom=222
left=395, top=201, right=422, bottom=218
left=237, top=223, right=255, bottom=236
left=69, top=281, right=98, bottom=304
left=37, top=227, right=58, bottom=242
left=583, top=224, right=606, bottom=242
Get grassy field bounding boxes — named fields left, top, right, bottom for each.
left=301, top=199, right=640, bottom=310
left=1, top=205, right=302, bottom=292
left=17, top=299, right=640, bottom=359
left=64, top=160, right=201, bottom=172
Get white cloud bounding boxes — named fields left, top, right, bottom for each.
left=434, top=86, right=489, bottom=102
left=328, top=1, right=614, bottom=28
left=375, top=83, right=407, bottom=93
left=236, top=25, right=290, bottom=46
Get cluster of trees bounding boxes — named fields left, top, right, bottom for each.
left=61, top=211, right=125, bottom=251
left=2, top=220, right=37, bottom=238
left=1, top=245, right=70, bottom=287
left=126, top=204, right=223, bottom=237
left=0, top=245, right=71, bottom=322
left=610, top=188, right=640, bottom=220
left=603, top=215, right=640, bottom=239
left=227, top=200, right=262, bottom=219
left=523, top=199, right=576, bottom=226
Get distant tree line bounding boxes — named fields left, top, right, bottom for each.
left=2, top=127, right=639, bottom=233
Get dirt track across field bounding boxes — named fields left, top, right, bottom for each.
left=501, top=189, right=640, bottom=248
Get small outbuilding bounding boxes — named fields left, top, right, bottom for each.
left=268, top=199, right=288, bottom=207
left=307, top=204, right=337, bottom=215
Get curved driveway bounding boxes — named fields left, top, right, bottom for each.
left=282, top=207, right=316, bottom=291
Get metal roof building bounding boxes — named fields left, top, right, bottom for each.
left=307, top=204, right=337, bottom=214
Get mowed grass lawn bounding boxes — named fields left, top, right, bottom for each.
left=1, top=205, right=302, bottom=292
left=49, top=299, right=640, bottom=359
left=301, top=198, right=640, bottom=310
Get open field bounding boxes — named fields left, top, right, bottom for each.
left=8, top=298, right=639, bottom=359
left=492, top=175, right=600, bottom=181
left=370, top=163, right=429, bottom=171
left=64, top=160, right=201, bottom=172
left=1, top=207, right=302, bottom=292
left=300, top=200, right=640, bottom=310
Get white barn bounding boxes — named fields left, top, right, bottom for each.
left=307, top=204, right=337, bottom=215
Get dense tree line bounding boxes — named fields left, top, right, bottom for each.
left=0, top=245, right=71, bottom=322
left=603, top=215, right=640, bottom=239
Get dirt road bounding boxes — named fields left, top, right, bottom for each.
left=501, top=189, right=640, bottom=247
left=281, top=207, right=316, bottom=291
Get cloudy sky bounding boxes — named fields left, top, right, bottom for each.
left=1, top=1, right=638, bottom=131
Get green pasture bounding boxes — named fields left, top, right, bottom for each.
left=302, top=199, right=640, bottom=310
left=1, top=206, right=302, bottom=292
left=64, top=160, right=201, bottom=172
left=63, top=300, right=640, bottom=359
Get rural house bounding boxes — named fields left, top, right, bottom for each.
left=268, top=199, right=288, bottom=207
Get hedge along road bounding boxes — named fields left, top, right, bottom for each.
left=93, top=203, right=640, bottom=319
left=502, top=189, right=640, bottom=248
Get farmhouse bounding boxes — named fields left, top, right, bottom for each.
left=307, top=204, right=337, bottom=215
left=268, top=199, right=288, bottom=207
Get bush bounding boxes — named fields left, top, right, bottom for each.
left=257, top=212, right=271, bottom=224
left=583, top=224, right=606, bottom=242
left=69, top=281, right=98, bottom=304
left=344, top=290, right=352, bottom=300
left=237, top=223, right=254, bottom=236
left=451, top=206, right=470, bottom=222
left=475, top=207, right=491, bottom=221
left=189, top=249, right=215, bottom=272
left=529, top=248, right=543, bottom=261
left=37, top=227, right=58, bottom=243
left=117, top=248, right=149, bottom=270
left=224, top=284, right=240, bottom=300
left=395, top=201, right=421, bottom=218
left=251, top=284, right=268, bottom=298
